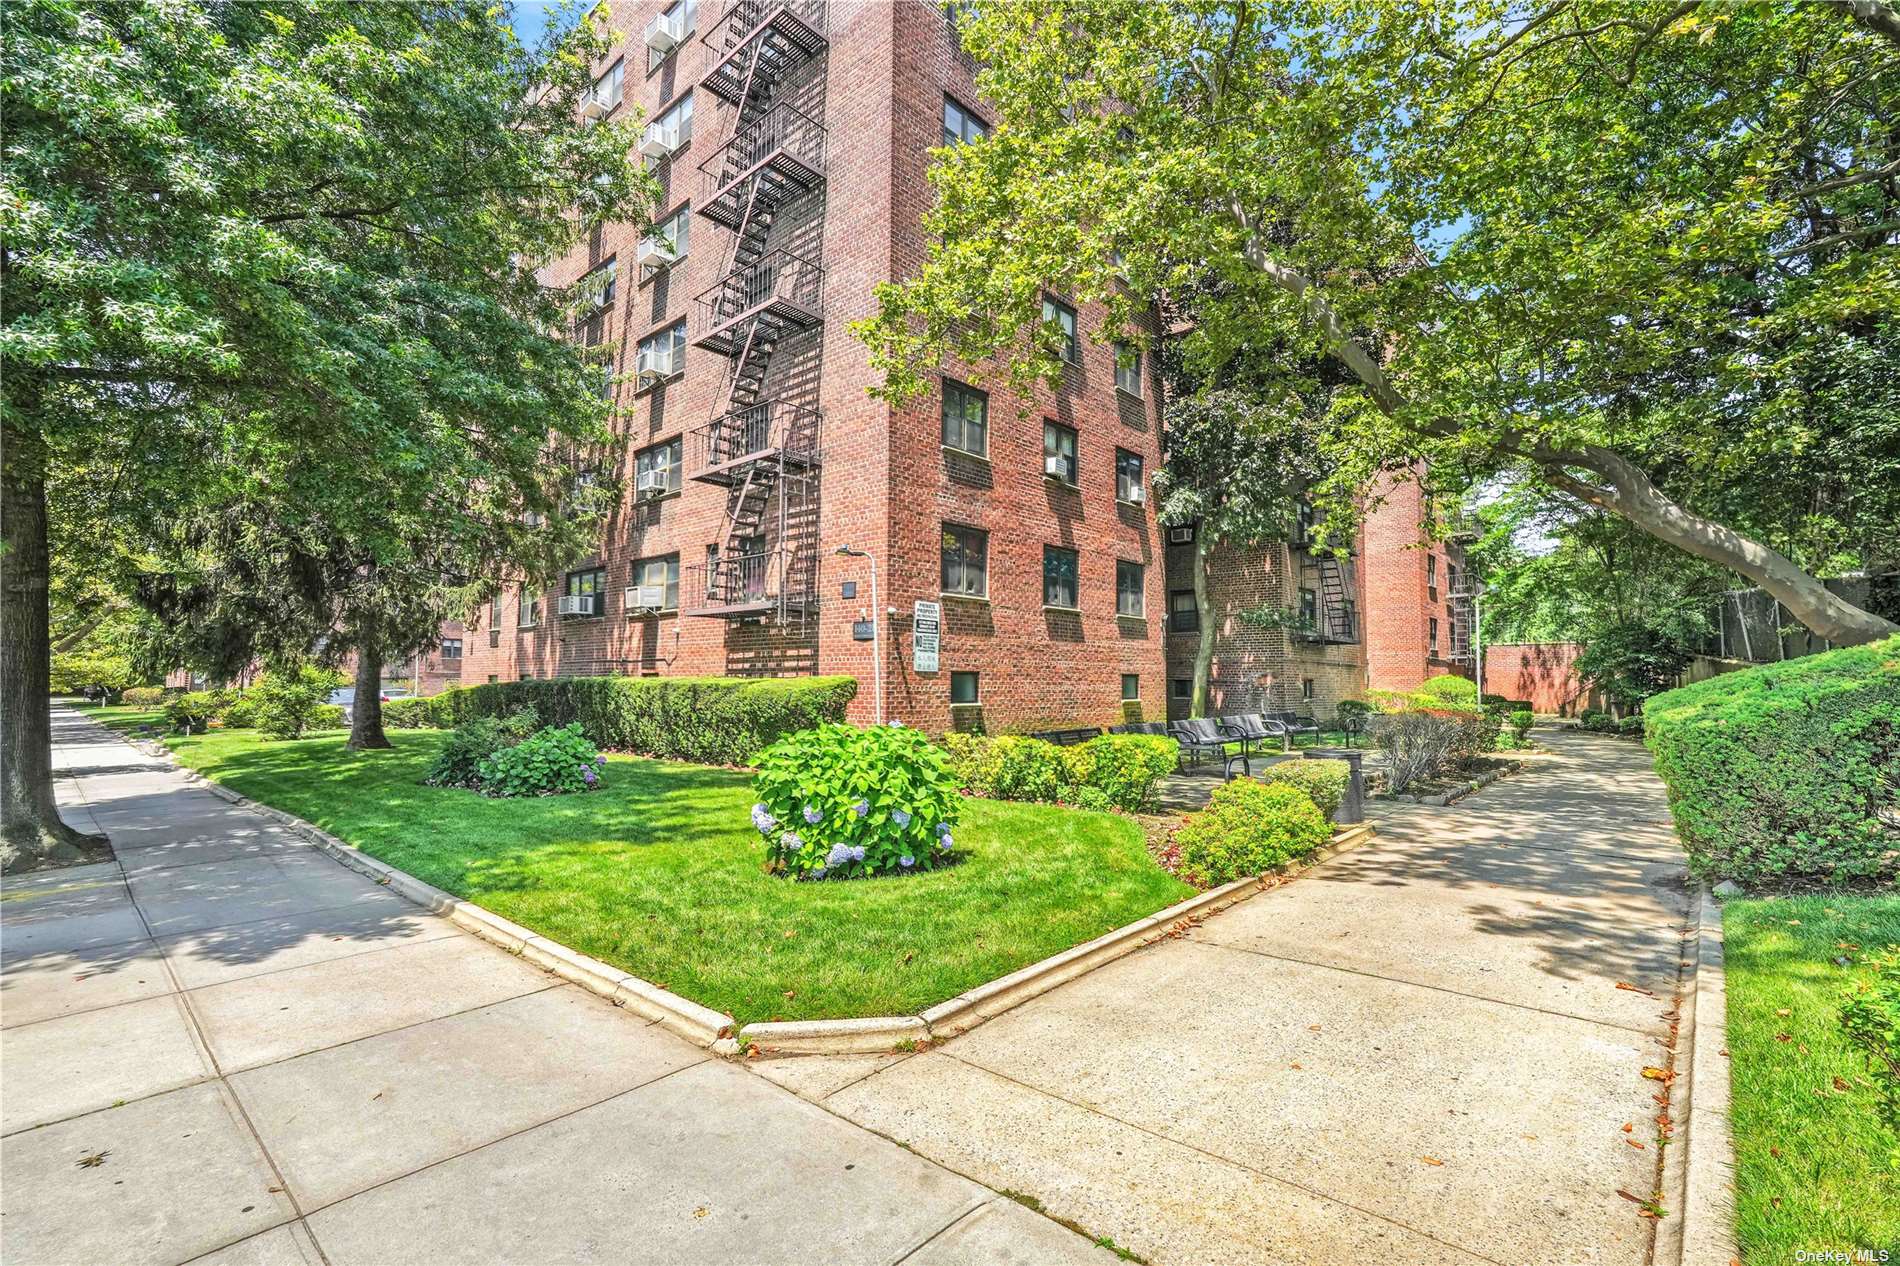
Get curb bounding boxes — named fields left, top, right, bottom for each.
left=1671, top=884, right=1738, bottom=1266
left=740, top=820, right=1380, bottom=1056
left=1414, top=762, right=1523, bottom=807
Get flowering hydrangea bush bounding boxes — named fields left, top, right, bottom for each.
left=474, top=723, right=607, bottom=798
left=751, top=722, right=962, bottom=879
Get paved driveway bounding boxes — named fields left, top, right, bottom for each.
left=762, top=730, right=1694, bottom=1265
left=1, top=709, right=1110, bottom=1266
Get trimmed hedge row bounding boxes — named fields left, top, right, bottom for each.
left=1644, top=636, right=1900, bottom=886
left=436, top=675, right=859, bottom=765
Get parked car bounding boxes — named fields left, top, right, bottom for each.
left=327, top=686, right=409, bottom=723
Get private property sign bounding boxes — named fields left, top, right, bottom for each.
left=913, top=599, right=941, bottom=673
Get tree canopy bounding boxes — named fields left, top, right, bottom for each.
left=857, top=0, right=1900, bottom=644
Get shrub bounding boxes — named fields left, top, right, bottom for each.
left=945, top=732, right=1176, bottom=811
left=1416, top=673, right=1479, bottom=706
left=476, top=723, right=605, bottom=797
left=251, top=665, right=345, bottom=740
left=426, top=687, right=462, bottom=728
left=751, top=723, right=962, bottom=880
left=1058, top=734, right=1178, bottom=811
left=219, top=694, right=257, bottom=728
left=1061, top=785, right=1118, bottom=813
left=1335, top=699, right=1374, bottom=738
left=1840, top=950, right=1900, bottom=1135
left=383, top=697, right=438, bottom=729
left=1172, top=780, right=1330, bottom=886
left=1509, top=709, right=1534, bottom=742
left=1261, top=759, right=1352, bottom=820
left=122, top=686, right=166, bottom=707
left=1644, top=636, right=1900, bottom=885
left=953, top=734, right=1067, bottom=801
left=1370, top=707, right=1469, bottom=793
left=424, top=707, right=540, bottom=788
left=310, top=704, right=347, bottom=730
left=436, top=675, right=856, bottom=765
left=164, top=690, right=222, bottom=734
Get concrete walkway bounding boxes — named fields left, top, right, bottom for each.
left=1, top=708, right=1113, bottom=1266
left=760, top=729, right=1694, bottom=1265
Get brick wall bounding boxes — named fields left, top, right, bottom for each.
left=1482, top=642, right=1594, bottom=716
left=1360, top=473, right=1471, bottom=693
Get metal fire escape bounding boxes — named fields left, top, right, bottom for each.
left=683, top=0, right=827, bottom=628
left=1292, top=505, right=1359, bottom=643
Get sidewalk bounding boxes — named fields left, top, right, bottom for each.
left=762, top=729, right=1695, bottom=1265
left=0, top=707, right=1112, bottom=1266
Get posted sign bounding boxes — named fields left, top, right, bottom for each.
left=913, top=599, right=941, bottom=674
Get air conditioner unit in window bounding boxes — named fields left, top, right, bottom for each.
left=636, top=235, right=678, bottom=270
left=1044, top=455, right=1068, bottom=479
left=639, top=121, right=679, bottom=159
left=624, top=583, right=666, bottom=613
left=579, top=93, right=608, bottom=121
left=644, top=9, right=684, bottom=51
left=556, top=594, right=596, bottom=618
left=1127, top=484, right=1147, bottom=505
left=635, top=469, right=668, bottom=499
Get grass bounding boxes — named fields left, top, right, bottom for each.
left=80, top=707, right=1193, bottom=1025
left=1722, top=893, right=1900, bottom=1258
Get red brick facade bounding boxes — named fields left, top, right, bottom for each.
left=1482, top=642, right=1594, bottom=716
left=1359, top=475, right=1472, bottom=694
left=460, top=0, right=1167, bottom=734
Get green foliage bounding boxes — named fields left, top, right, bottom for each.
left=382, top=697, right=439, bottom=730
left=120, top=686, right=166, bottom=707
left=250, top=665, right=345, bottom=741
left=1644, top=637, right=1900, bottom=885
left=1509, top=710, right=1534, bottom=743
left=476, top=723, right=604, bottom=798
left=163, top=691, right=222, bottom=735
left=1260, top=759, right=1351, bottom=821
left=438, top=676, right=857, bottom=766
left=944, top=733, right=1179, bottom=812
left=49, top=646, right=142, bottom=695
left=219, top=694, right=256, bottom=729
left=751, top=723, right=962, bottom=880
left=1575, top=621, right=1700, bottom=707
left=423, top=707, right=540, bottom=789
left=1172, top=780, right=1330, bottom=887
left=1416, top=674, right=1478, bottom=706
left=1840, top=950, right=1900, bottom=1137
left=1335, top=699, right=1374, bottom=736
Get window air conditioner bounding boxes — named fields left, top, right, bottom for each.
left=625, top=584, right=666, bottom=612
left=557, top=594, right=596, bottom=618
left=644, top=10, right=684, bottom=52
left=636, top=235, right=678, bottom=269
left=639, top=121, right=679, bottom=159
left=1044, top=455, right=1068, bottom=479
left=579, top=93, right=608, bottom=121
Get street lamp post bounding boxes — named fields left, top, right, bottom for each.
left=835, top=545, right=881, bottom=724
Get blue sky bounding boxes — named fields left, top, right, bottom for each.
left=510, top=1, right=571, bottom=51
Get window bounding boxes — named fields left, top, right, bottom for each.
left=1041, top=296, right=1079, bottom=363
left=1121, top=673, right=1140, bottom=702
left=642, top=202, right=690, bottom=268
left=1426, top=553, right=1438, bottom=600
left=1043, top=420, right=1077, bottom=485
left=579, top=257, right=617, bottom=312
left=488, top=674, right=499, bottom=684
left=1043, top=545, right=1079, bottom=609
left=488, top=596, right=502, bottom=647
left=950, top=671, right=979, bottom=704
left=1299, top=587, right=1318, bottom=627
left=635, top=436, right=683, bottom=497
left=1294, top=501, right=1316, bottom=545
left=631, top=554, right=680, bottom=611
left=636, top=320, right=687, bottom=384
left=518, top=587, right=541, bottom=627
left=1171, top=677, right=1191, bottom=701
left=942, top=95, right=987, bottom=146
left=1429, top=616, right=1440, bottom=656
left=1115, top=449, right=1144, bottom=504
left=1447, top=562, right=1459, bottom=599
left=1115, top=560, right=1145, bottom=617
left=565, top=567, right=606, bottom=617
left=655, top=91, right=694, bottom=146
left=1114, top=343, right=1142, bottom=396
left=941, top=378, right=988, bottom=456
left=440, top=639, right=463, bottom=660
left=1169, top=589, right=1199, bottom=632
left=940, top=524, right=988, bottom=597
left=590, top=58, right=624, bottom=114
left=1168, top=523, right=1196, bottom=545
left=1301, top=678, right=1315, bottom=701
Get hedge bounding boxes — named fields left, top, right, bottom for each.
left=1644, top=636, right=1900, bottom=886
left=437, top=675, right=858, bottom=765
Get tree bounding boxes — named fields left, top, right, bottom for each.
left=855, top=0, right=1899, bottom=649
left=2, top=0, right=656, bottom=870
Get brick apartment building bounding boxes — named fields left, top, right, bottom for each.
left=460, top=0, right=1169, bottom=734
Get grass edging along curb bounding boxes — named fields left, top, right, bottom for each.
left=741, top=820, right=1379, bottom=1057
left=1665, top=884, right=1738, bottom=1266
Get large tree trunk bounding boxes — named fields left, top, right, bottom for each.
left=2, top=412, right=111, bottom=873
left=347, top=640, right=392, bottom=750
left=1190, top=531, right=1216, bottom=717
left=1232, top=205, right=1900, bottom=647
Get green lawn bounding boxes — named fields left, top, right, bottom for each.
left=83, top=708, right=1192, bottom=1025
left=1723, top=894, right=1900, bottom=1258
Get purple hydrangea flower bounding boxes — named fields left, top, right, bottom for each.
left=751, top=803, right=777, bottom=833
left=848, top=845, right=866, bottom=863
left=780, top=831, right=803, bottom=851
left=826, top=843, right=851, bottom=867
left=802, top=804, right=824, bottom=826
left=899, top=855, right=915, bottom=868
left=595, top=755, right=606, bottom=767
left=582, top=767, right=597, bottom=784
left=811, top=866, right=827, bottom=880
left=852, top=799, right=870, bottom=818
left=890, top=808, right=912, bottom=828
left=888, top=719, right=905, bottom=728
left=937, top=833, right=954, bottom=851
left=935, top=822, right=951, bottom=836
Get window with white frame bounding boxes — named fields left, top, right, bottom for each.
left=590, top=59, right=624, bottom=114
left=518, top=586, right=541, bottom=627
left=647, top=0, right=698, bottom=70
left=1115, top=449, right=1144, bottom=504
left=631, top=554, right=679, bottom=611
left=579, top=257, right=617, bottom=312
left=642, top=203, right=690, bottom=269
left=1114, top=342, right=1142, bottom=395
left=655, top=91, right=693, bottom=145
left=635, top=436, right=682, bottom=497
left=636, top=320, right=686, bottom=384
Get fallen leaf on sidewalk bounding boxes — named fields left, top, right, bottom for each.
left=1642, top=1066, right=1674, bottom=1083
left=75, top=1151, right=109, bottom=1169
left=1621, top=1123, right=1633, bottom=1133
left=1615, top=982, right=1655, bottom=997
left=1420, top=1156, right=1444, bottom=1166
left=1625, top=1139, right=1646, bottom=1150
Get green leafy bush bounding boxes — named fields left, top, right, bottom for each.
left=1510, top=709, right=1534, bottom=742
left=383, top=697, right=438, bottom=729
left=751, top=723, right=962, bottom=880
left=1172, top=780, right=1330, bottom=886
left=437, top=676, right=856, bottom=765
left=424, top=707, right=541, bottom=789
left=121, top=686, right=166, bottom=707
left=1261, top=759, right=1351, bottom=820
left=250, top=665, right=345, bottom=740
left=476, top=723, right=605, bottom=798
left=1061, top=785, right=1118, bottom=813
left=1644, top=636, right=1900, bottom=885
left=164, top=690, right=222, bottom=734
left=1057, top=734, right=1178, bottom=811
left=944, top=732, right=1178, bottom=811
left=426, top=688, right=462, bottom=728
left=1416, top=673, right=1479, bottom=706
left=1840, top=949, right=1900, bottom=1135
left=1335, top=699, right=1374, bottom=738
left=219, top=694, right=256, bottom=728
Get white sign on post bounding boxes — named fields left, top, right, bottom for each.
left=912, top=599, right=941, bottom=674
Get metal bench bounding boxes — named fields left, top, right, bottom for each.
left=1027, top=727, right=1103, bottom=746
left=1263, top=710, right=1321, bottom=744
left=1169, top=717, right=1252, bottom=779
